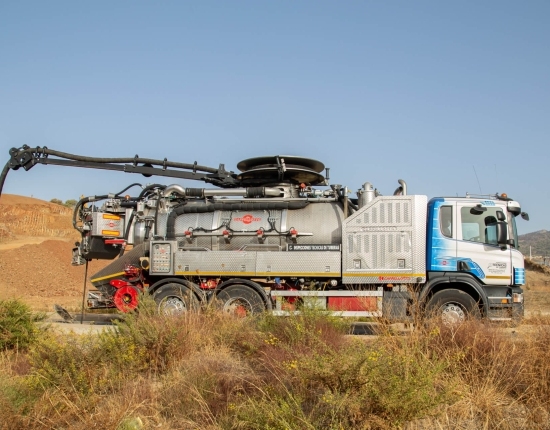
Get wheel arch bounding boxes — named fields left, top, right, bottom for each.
left=420, top=276, right=488, bottom=316
left=148, top=277, right=205, bottom=301
left=216, top=278, right=273, bottom=311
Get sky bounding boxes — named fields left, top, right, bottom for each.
left=0, top=0, right=548, bottom=235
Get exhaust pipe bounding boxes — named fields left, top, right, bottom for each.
left=394, top=179, right=407, bottom=196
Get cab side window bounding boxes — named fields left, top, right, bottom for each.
left=439, top=206, right=453, bottom=238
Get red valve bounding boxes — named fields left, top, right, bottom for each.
left=124, top=264, right=141, bottom=278
left=110, top=279, right=129, bottom=289
left=200, top=279, right=219, bottom=289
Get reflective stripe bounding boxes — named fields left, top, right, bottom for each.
left=90, top=272, right=126, bottom=283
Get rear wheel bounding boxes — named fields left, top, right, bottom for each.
left=216, top=285, right=265, bottom=316
left=153, top=283, right=199, bottom=315
left=426, top=289, right=480, bottom=325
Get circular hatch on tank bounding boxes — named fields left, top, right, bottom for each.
left=236, top=155, right=326, bottom=186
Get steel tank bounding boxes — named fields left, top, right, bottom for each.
left=149, top=201, right=344, bottom=250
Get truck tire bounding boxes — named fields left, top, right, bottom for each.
left=216, top=284, right=266, bottom=316
left=426, top=289, right=481, bottom=325
left=153, top=283, right=199, bottom=315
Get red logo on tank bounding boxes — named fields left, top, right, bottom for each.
left=234, top=214, right=261, bottom=224
left=108, top=222, right=115, bottom=228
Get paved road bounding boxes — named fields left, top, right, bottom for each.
left=44, top=312, right=122, bottom=334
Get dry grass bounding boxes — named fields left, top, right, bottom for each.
left=1, top=297, right=550, bottom=429
left=524, top=260, right=550, bottom=317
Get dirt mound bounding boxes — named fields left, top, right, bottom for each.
left=0, top=239, right=111, bottom=310
left=525, top=258, right=550, bottom=275
left=0, top=194, right=110, bottom=310
left=0, top=194, right=76, bottom=242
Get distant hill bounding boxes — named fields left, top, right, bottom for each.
left=519, top=230, right=550, bottom=258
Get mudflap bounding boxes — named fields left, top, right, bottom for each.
left=382, top=291, right=411, bottom=321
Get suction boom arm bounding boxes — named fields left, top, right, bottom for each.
left=0, top=145, right=240, bottom=196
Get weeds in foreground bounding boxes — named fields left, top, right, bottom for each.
left=0, top=299, right=45, bottom=351
left=0, top=301, right=549, bottom=429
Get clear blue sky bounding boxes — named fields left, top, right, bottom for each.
left=1, top=1, right=548, bottom=234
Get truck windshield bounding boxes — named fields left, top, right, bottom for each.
left=510, top=215, right=519, bottom=249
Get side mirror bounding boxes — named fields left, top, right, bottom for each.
left=496, top=222, right=508, bottom=249
left=521, top=212, right=529, bottom=221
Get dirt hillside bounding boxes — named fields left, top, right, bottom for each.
left=0, top=194, right=76, bottom=242
left=0, top=194, right=110, bottom=310
left=0, top=194, right=549, bottom=314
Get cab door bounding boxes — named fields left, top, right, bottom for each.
left=455, top=201, right=511, bottom=285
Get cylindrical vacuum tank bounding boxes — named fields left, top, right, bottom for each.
left=150, top=201, right=344, bottom=250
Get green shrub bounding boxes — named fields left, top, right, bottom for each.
left=3, top=303, right=550, bottom=429
left=0, top=299, right=45, bottom=351
left=26, top=295, right=193, bottom=397
left=27, top=331, right=147, bottom=396
left=256, top=307, right=349, bottom=348
left=112, top=294, right=194, bottom=372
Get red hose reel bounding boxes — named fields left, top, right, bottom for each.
left=107, top=264, right=145, bottom=312
left=112, top=285, right=140, bottom=312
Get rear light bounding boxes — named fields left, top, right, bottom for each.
left=105, top=239, right=126, bottom=245
left=102, top=230, right=120, bottom=236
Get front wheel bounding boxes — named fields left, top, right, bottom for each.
left=426, top=289, right=481, bottom=325
left=153, top=283, right=199, bottom=315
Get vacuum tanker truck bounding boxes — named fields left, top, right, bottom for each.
left=1, top=146, right=529, bottom=324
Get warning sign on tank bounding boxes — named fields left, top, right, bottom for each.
left=287, top=244, right=341, bottom=251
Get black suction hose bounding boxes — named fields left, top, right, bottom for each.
left=29, top=147, right=220, bottom=174
left=139, top=184, right=165, bottom=199
left=115, top=183, right=142, bottom=197
left=72, top=195, right=109, bottom=231
left=0, top=162, right=10, bottom=197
